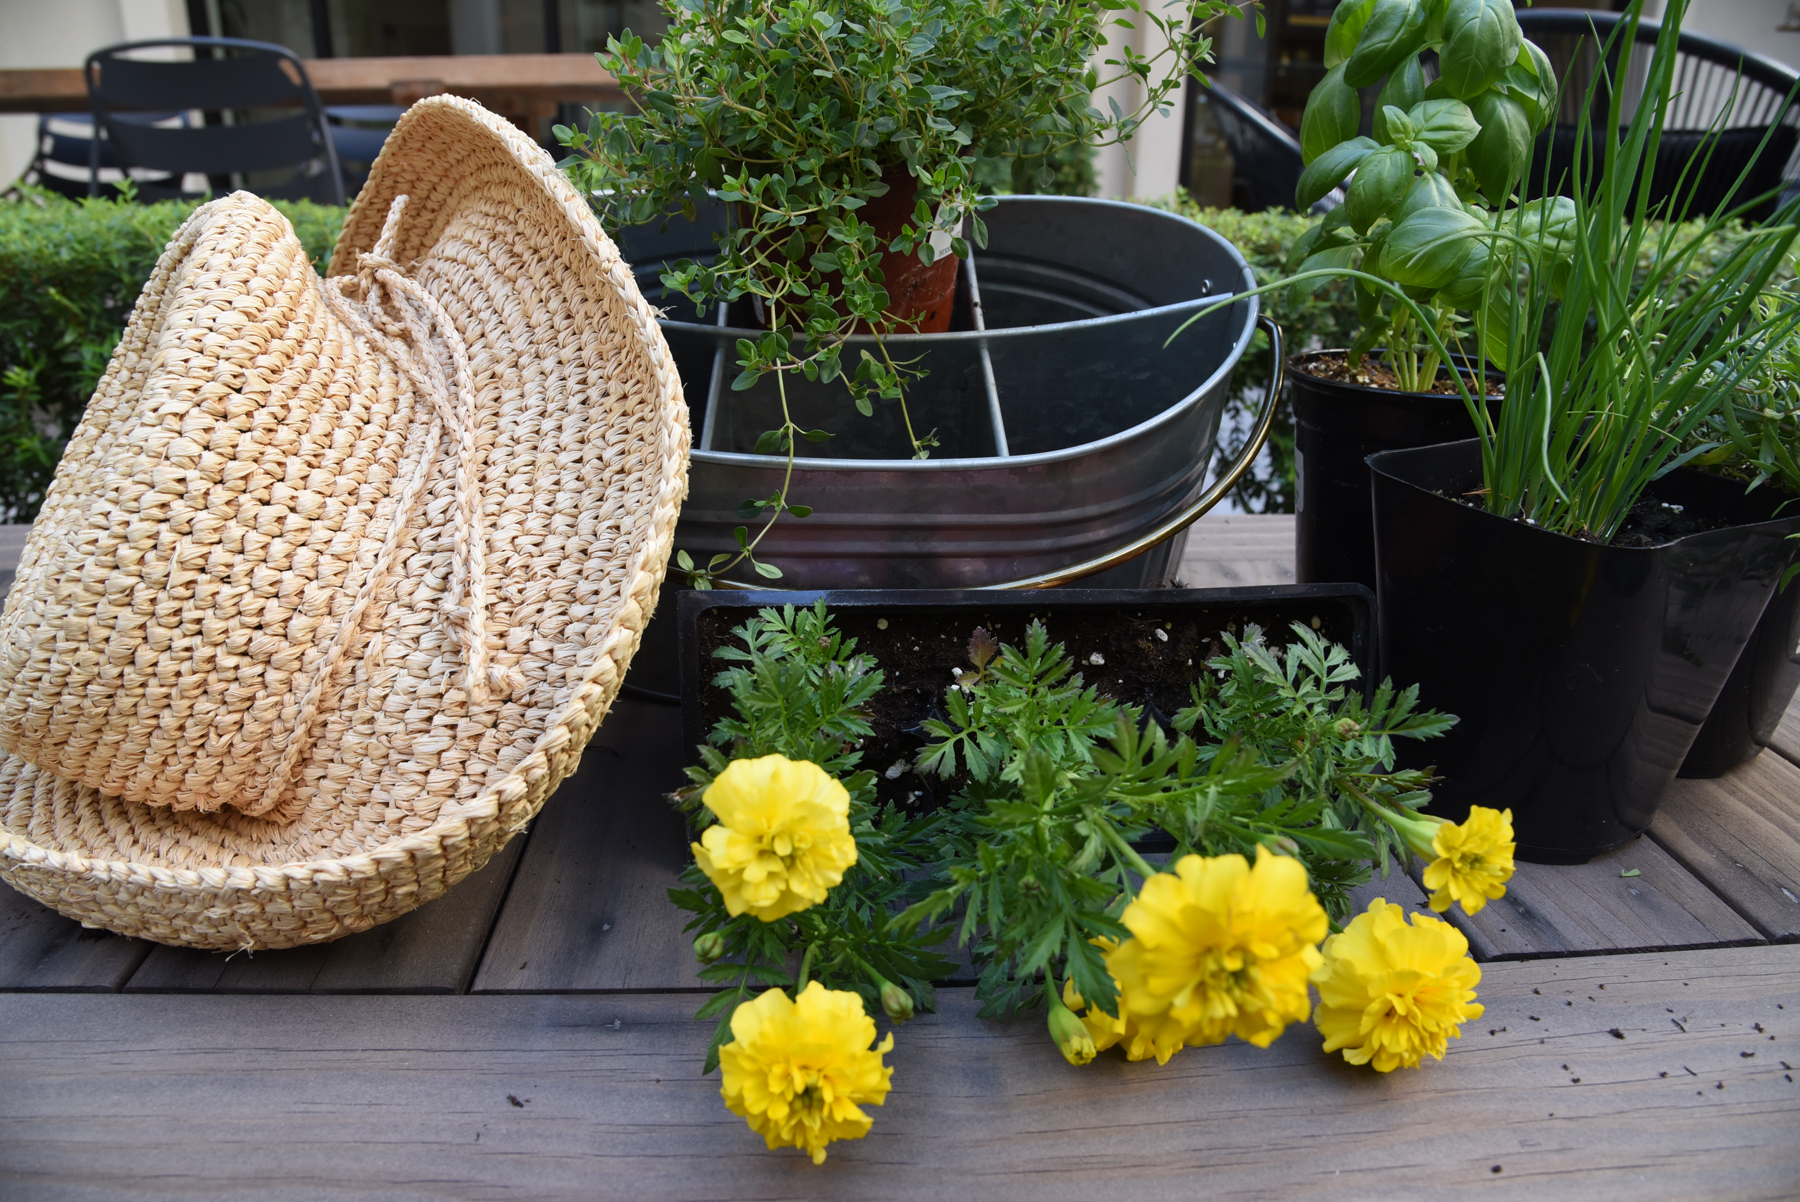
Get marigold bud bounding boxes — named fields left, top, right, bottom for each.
left=1047, top=995, right=1098, bottom=1066
left=694, top=931, right=726, bottom=963
left=879, top=979, right=915, bottom=1023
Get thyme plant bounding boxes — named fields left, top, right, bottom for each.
left=557, top=0, right=1258, bottom=585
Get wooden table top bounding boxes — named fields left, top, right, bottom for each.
left=0, top=53, right=622, bottom=115
left=2, top=514, right=1797, bottom=1200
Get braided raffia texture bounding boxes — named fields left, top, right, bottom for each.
left=0, top=96, right=689, bottom=949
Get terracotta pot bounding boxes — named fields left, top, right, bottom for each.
left=741, top=166, right=959, bottom=334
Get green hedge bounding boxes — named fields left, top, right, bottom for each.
left=0, top=189, right=345, bottom=522
left=0, top=187, right=1771, bottom=525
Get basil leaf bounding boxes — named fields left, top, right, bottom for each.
left=1373, top=57, right=1427, bottom=144
left=1288, top=244, right=1359, bottom=305
left=1467, top=91, right=1531, bottom=203
left=1439, top=0, right=1522, bottom=99
left=1324, top=0, right=1381, bottom=69
left=1346, top=145, right=1417, bottom=234
left=1344, top=0, right=1428, bottom=89
left=1393, top=171, right=1461, bottom=223
left=1408, top=98, right=1480, bottom=155
left=1435, top=236, right=1493, bottom=308
left=1301, top=63, right=1363, bottom=164
left=1283, top=221, right=1327, bottom=273
left=1479, top=283, right=1516, bottom=370
left=1296, top=135, right=1380, bottom=210
left=1380, top=205, right=1485, bottom=291
left=1500, top=39, right=1559, bottom=134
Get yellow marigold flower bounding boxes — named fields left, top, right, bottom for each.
left=693, top=755, right=858, bottom=922
left=719, top=981, right=894, bottom=1165
left=1062, top=973, right=1195, bottom=1065
left=1422, top=806, right=1515, bottom=916
left=1103, top=847, right=1328, bottom=1064
left=1047, top=993, right=1098, bottom=1065
left=1312, top=898, right=1484, bottom=1072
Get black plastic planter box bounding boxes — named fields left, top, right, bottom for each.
left=678, top=586, right=1373, bottom=810
left=1371, top=438, right=1800, bottom=863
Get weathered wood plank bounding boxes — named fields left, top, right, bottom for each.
left=1653, top=754, right=1800, bottom=943
left=1177, top=513, right=1295, bottom=588
left=471, top=696, right=704, bottom=992
left=122, top=834, right=528, bottom=994
left=1413, top=836, right=1764, bottom=961
left=0, top=882, right=153, bottom=992
left=2, top=945, right=1795, bottom=1201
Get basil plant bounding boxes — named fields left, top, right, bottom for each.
left=1286, top=0, right=1573, bottom=391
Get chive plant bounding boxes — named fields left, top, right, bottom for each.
left=1471, top=0, right=1800, bottom=540
left=1172, top=0, right=1800, bottom=544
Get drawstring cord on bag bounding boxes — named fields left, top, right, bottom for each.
left=257, top=194, right=507, bottom=817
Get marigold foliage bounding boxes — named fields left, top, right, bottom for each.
left=719, top=981, right=895, bottom=1164
left=1312, top=898, right=1484, bottom=1072
left=1422, top=806, right=1515, bottom=916
left=695, top=754, right=859, bottom=922
left=1102, top=848, right=1329, bottom=1064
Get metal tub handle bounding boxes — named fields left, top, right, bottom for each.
left=983, top=314, right=1286, bottom=590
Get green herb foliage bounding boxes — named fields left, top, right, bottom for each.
left=1287, top=0, right=1567, bottom=393
left=557, top=0, right=1253, bottom=585
left=1473, top=0, right=1800, bottom=540
left=893, top=618, right=1453, bottom=1020
left=672, top=601, right=956, bottom=1072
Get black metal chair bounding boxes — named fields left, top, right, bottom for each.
left=19, top=111, right=202, bottom=201
left=1515, top=10, right=1800, bottom=221
left=84, top=37, right=345, bottom=205
left=325, top=105, right=403, bottom=195
left=1181, top=82, right=1340, bottom=214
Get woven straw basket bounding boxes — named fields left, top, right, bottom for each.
left=0, top=96, right=688, bottom=949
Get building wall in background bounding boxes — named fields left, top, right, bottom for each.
left=0, top=0, right=189, bottom=188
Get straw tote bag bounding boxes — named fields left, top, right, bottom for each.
left=0, top=96, right=688, bottom=949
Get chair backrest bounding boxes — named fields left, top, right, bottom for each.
left=84, top=37, right=344, bottom=205
left=1184, top=83, right=1340, bottom=214
left=1515, top=10, right=1800, bottom=221
left=23, top=112, right=197, bottom=201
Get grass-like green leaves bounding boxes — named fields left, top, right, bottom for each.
left=1469, top=0, right=1800, bottom=539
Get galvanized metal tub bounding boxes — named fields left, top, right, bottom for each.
left=622, top=195, right=1261, bottom=589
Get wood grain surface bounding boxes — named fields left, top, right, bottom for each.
left=1654, top=754, right=1800, bottom=943
left=1177, top=513, right=1296, bottom=588
left=4, top=945, right=1795, bottom=1202
left=1415, top=835, right=1764, bottom=961
left=470, top=696, right=705, bottom=993
left=0, top=882, right=151, bottom=992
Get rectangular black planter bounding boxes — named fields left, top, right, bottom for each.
left=678, top=586, right=1373, bottom=811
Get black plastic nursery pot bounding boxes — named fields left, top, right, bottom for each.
left=1370, top=439, right=1800, bottom=863
left=678, top=585, right=1372, bottom=810
left=1291, top=351, right=1490, bottom=594
left=1679, top=566, right=1800, bottom=778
